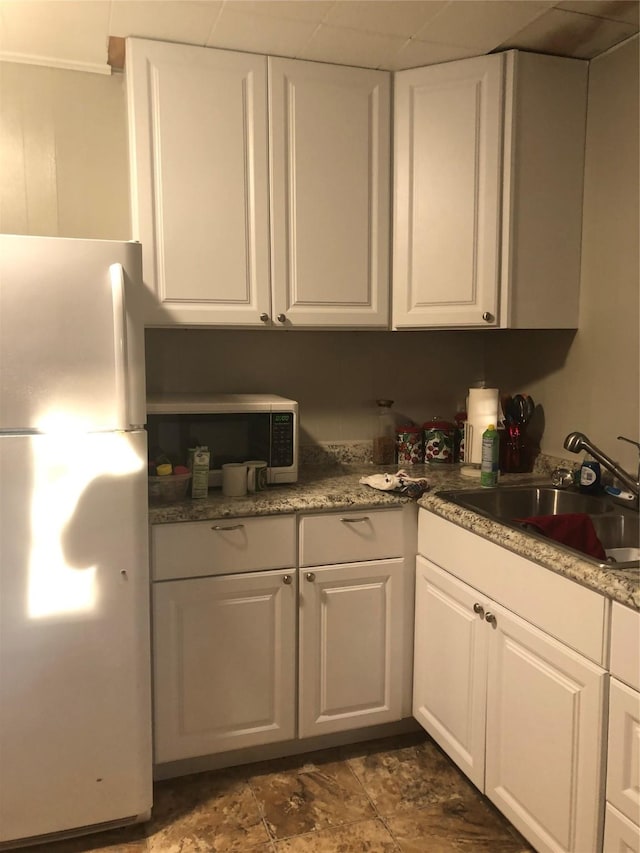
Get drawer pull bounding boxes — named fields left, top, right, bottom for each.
left=211, top=524, right=245, bottom=532
left=485, top=612, right=497, bottom=626
left=340, top=516, right=370, bottom=524
left=306, top=572, right=316, bottom=582
left=473, top=603, right=485, bottom=618
left=283, top=574, right=292, bottom=585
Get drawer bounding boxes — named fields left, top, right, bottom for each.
left=299, top=508, right=404, bottom=567
left=152, top=515, right=296, bottom=581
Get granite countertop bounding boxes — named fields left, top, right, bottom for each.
left=148, top=463, right=639, bottom=611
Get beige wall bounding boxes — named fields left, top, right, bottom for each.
left=485, top=36, right=639, bottom=471
left=1, top=45, right=638, bottom=461
left=0, top=62, right=130, bottom=238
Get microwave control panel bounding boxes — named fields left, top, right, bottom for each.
left=271, top=413, right=294, bottom=467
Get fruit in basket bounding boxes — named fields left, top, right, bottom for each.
left=173, top=465, right=190, bottom=475
left=156, top=463, right=173, bottom=476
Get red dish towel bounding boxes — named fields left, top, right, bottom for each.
left=516, top=513, right=607, bottom=560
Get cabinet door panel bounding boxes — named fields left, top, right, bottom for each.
left=603, top=803, right=640, bottom=853
left=127, top=39, right=270, bottom=326
left=413, top=557, right=488, bottom=788
left=299, top=559, right=404, bottom=737
left=608, top=678, right=640, bottom=827
left=269, top=58, right=390, bottom=328
left=153, top=569, right=296, bottom=763
left=486, top=602, right=606, bottom=853
left=393, top=54, right=503, bottom=328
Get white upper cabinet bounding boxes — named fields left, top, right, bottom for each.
left=393, top=54, right=504, bottom=329
left=269, top=58, right=390, bottom=328
left=126, top=38, right=271, bottom=327
left=127, top=39, right=391, bottom=328
left=393, top=50, right=588, bottom=330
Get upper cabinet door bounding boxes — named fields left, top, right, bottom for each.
left=269, top=58, right=391, bottom=328
left=393, top=54, right=504, bottom=329
left=127, top=39, right=271, bottom=326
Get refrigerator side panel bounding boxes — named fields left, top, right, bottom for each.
left=0, top=432, right=152, bottom=843
left=0, top=235, right=145, bottom=432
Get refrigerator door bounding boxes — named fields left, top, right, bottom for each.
left=0, top=235, right=146, bottom=432
left=0, top=431, right=152, bottom=843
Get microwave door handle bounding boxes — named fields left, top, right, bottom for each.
left=110, top=263, right=129, bottom=430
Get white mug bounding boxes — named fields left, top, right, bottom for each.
left=222, top=463, right=248, bottom=497
left=245, top=460, right=268, bottom=493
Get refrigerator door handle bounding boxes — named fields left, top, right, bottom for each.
left=110, top=263, right=129, bottom=431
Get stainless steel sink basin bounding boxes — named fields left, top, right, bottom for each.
left=591, top=513, right=639, bottom=551
left=437, top=485, right=639, bottom=570
left=437, top=486, right=611, bottom=521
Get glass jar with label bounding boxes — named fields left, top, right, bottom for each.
left=373, top=399, right=395, bottom=465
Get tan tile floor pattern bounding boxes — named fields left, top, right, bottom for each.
left=25, top=733, right=533, bottom=852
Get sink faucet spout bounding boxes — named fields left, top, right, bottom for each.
left=563, top=432, right=640, bottom=505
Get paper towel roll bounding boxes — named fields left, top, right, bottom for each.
left=465, top=388, right=499, bottom=465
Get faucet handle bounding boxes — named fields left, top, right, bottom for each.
left=551, top=467, right=575, bottom=489
left=617, top=436, right=640, bottom=452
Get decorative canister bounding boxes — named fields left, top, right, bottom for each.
left=423, top=418, right=456, bottom=463
left=395, top=425, right=423, bottom=465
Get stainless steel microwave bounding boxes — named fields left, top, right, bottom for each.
left=146, top=393, right=298, bottom=486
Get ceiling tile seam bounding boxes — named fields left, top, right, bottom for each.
left=556, top=7, right=639, bottom=25
left=204, top=2, right=225, bottom=48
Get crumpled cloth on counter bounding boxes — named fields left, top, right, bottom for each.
left=359, top=470, right=430, bottom=499
left=516, top=513, right=606, bottom=560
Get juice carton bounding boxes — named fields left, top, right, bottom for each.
left=188, top=446, right=210, bottom=499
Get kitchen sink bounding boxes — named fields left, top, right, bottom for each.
left=437, top=485, right=639, bottom=570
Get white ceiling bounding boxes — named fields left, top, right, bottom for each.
left=0, top=0, right=638, bottom=75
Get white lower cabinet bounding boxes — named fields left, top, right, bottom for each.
left=414, top=510, right=608, bottom=853
left=153, top=568, right=297, bottom=763
left=151, top=507, right=415, bottom=766
left=604, top=603, right=640, bottom=852
left=298, top=558, right=406, bottom=738
left=604, top=804, right=640, bottom=853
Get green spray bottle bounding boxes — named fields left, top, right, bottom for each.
left=480, top=424, right=499, bottom=488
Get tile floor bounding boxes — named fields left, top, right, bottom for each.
left=27, top=733, right=533, bottom=853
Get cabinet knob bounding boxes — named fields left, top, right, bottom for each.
left=306, top=572, right=316, bottom=582
left=473, top=602, right=485, bottom=618
left=260, top=313, right=269, bottom=323
left=277, top=313, right=286, bottom=323
left=282, top=574, right=292, bottom=585
left=482, top=312, right=494, bottom=323
left=485, top=612, right=497, bottom=626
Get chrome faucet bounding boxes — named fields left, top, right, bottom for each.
left=563, top=432, right=640, bottom=506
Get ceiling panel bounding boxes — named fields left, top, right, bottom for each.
left=109, top=1, right=223, bottom=47
left=207, top=5, right=319, bottom=55
left=299, top=23, right=406, bottom=67
left=322, top=0, right=447, bottom=37
left=415, top=0, right=557, bottom=50
left=498, top=5, right=639, bottom=58
left=0, top=0, right=637, bottom=74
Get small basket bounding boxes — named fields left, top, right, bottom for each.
left=148, top=472, right=191, bottom=504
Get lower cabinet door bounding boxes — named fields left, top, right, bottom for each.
left=412, top=557, right=488, bottom=789
left=485, top=602, right=607, bottom=853
left=298, top=559, right=405, bottom=737
left=607, top=677, right=640, bottom=827
left=153, top=569, right=297, bottom=763
left=603, top=803, right=640, bottom=853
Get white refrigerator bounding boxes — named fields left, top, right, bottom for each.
left=0, top=235, right=152, bottom=846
